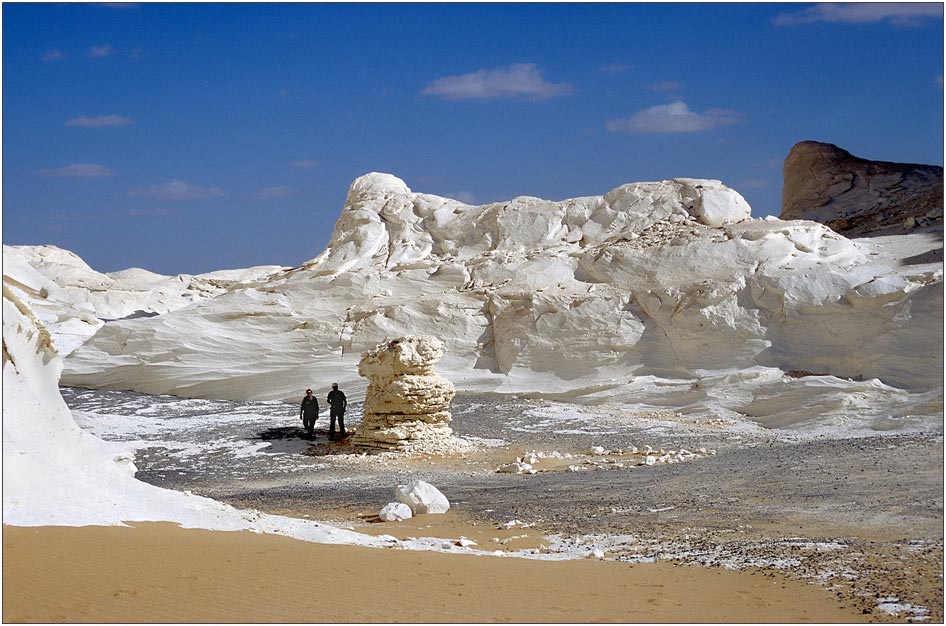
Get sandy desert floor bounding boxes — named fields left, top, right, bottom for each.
left=3, top=522, right=865, bottom=623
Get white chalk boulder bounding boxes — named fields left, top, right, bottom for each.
left=378, top=502, right=413, bottom=522
left=394, top=479, right=450, bottom=514
left=676, top=178, right=751, bottom=227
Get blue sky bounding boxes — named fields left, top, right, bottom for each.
left=3, top=2, right=943, bottom=275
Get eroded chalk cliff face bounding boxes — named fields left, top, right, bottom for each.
left=57, top=173, right=941, bottom=418
left=781, top=141, right=944, bottom=236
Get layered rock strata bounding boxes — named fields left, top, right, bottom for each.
left=351, top=336, right=456, bottom=451
left=781, top=141, right=944, bottom=236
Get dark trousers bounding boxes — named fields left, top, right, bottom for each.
left=329, top=408, right=346, bottom=438
left=302, top=413, right=317, bottom=437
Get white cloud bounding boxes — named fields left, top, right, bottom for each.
left=43, top=163, right=115, bottom=178
left=89, top=45, right=114, bottom=58
left=645, top=81, right=684, bottom=93
left=292, top=159, right=320, bottom=169
left=606, top=101, right=741, bottom=134
left=422, top=63, right=572, bottom=100
left=42, top=49, right=66, bottom=62
left=597, top=62, right=631, bottom=74
left=65, top=114, right=135, bottom=127
left=772, top=3, right=943, bottom=26
left=252, top=186, right=295, bottom=200
left=128, top=180, right=226, bottom=200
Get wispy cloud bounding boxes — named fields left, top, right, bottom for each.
left=292, top=159, right=320, bottom=169
left=89, top=44, right=114, bottom=58
left=645, top=81, right=684, bottom=93
left=422, top=63, right=572, bottom=100
left=597, top=62, right=631, bottom=74
left=42, top=49, right=66, bottom=62
left=50, top=207, right=175, bottom=222
left=736, top=179, right=769, bottom=189
left=772, top=3, right=943, bottom=26
left=606, top=101, right=741, bottom=134
left=252, top=186, right=295, bottom=200
left=129, top=180, right=225, bottom=200
left=445, top=190, right=477, bottom=204
left=43, top=163, right=116, bottom=178
left=65, top=114, right=135, bottom=127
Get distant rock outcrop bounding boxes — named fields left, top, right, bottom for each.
left=781, top=141, right=944, bottom=236
left=351, top=336, right=457, bottom=451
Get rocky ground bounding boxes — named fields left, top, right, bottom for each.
left=64, top=388, right=943, bottom=623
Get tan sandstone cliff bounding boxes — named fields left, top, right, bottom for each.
left=781, top=140, right=943, bottom=236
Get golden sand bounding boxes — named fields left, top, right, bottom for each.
left=2, top=523, right=865, bottom=623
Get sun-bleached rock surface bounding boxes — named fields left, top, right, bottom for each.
left=58, top=173, right=941, bottom=426
left=394, top=479, right=451, bottom=515
left=378, top=501, right=413, bottom=521
left=781, top=141, right=944, bottom=236
left=2, top=244, right=285, bottom=356
left=351, top=336, right=457, bottom=450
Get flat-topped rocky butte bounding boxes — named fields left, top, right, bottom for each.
left=781, top=140, right=944, bottom=237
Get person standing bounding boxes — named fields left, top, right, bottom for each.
left=300, top=388, right=319, bottom=439
left=327, top=383, right=347, bottom=441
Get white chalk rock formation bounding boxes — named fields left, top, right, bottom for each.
left=394, top=479, right=450, bottom=515
left=378, top=502, right=413, bottom=522
left=59, top=173, right=942, bottom=434
left=351, top=336, right=456, bottom=450
left=2, top=244, right=285, bottom=356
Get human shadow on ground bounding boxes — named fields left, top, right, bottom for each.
left=252, top=426, right=355, bottom=456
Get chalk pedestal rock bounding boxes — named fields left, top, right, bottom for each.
left=351, top=336, right=457, bottom=451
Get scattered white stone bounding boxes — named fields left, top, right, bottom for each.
left=589, top=446, right=607, bottom=455
left=455, top=537, right=477, bottom=548
left=592, top=549, right=606, bottom=558
left=394, top=479, right=450, bottom=514
left=497, top=460, right=536, bottom=474
left=378, top=502, right=413, bottom=522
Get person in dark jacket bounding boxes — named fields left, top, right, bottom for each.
left=327, top=383, right=347, bottom=441
left=300, top=388, right=319, bottom=439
